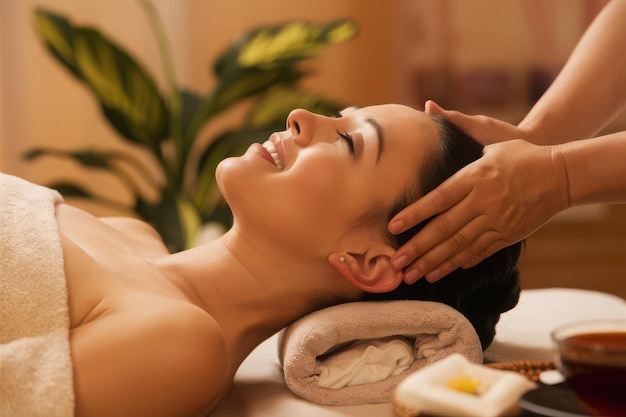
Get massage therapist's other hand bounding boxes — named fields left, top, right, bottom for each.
left=425, top=100, right=538, bottom=145
left=389, top=139, right=570, bottom=284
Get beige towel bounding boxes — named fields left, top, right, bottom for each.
left=278, top=300, right=482, bottom=406
left=1, top=173, right=74, bottom=417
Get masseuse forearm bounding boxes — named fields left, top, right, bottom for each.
left=519, top=0, right=626, bottom=145
left=557, top=131, right=626, bottom=206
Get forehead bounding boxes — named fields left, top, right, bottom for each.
left=349, top=104, right=440, bottom=165
left=346, top=104, right=438, bottom=143
left=347, top=104, right=441, bottom=205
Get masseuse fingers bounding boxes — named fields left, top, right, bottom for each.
left=389, top=185, right=459, bottom=235
left=426, top=101, right=499, bottom=145
left=425, top=100, right=527, bottom=146
left=424, top=230, right=509, bottom=282
left=389, top=168, right=474, bottom=253
left=397, top=200, right=483, bottom=284
left=459, top=232, right=513, bottom=270
left=405, top=215, right=490, bottom=283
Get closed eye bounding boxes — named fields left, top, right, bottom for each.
left=337, top=130, right=355, bottom=156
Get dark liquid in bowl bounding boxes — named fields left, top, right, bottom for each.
left=559, top=332, right=626, bottom=417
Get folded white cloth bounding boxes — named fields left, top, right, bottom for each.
left=315, top=336, right=414, bottom=389
left=278, top=300, right=482, bottom=406
left=0, top=173, right=74, bottom=417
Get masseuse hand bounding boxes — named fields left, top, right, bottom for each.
left=389, top=109, right=569, bottom=283
left=424, top=100, right=538, bottom=145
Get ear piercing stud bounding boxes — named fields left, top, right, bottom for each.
left=339, top=256, right=346, bottom=263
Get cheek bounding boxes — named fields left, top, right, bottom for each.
left=261, top=157, right=354, bottom=250
left=285, top=150, right=358, bottom=207
left=290, top=166, right=342, bottom=201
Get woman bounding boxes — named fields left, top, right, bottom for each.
left=2, top=104, right=520, bottom=417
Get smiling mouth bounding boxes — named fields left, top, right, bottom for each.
left=262, top=140, right=284, bottom=170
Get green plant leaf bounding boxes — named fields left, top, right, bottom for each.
left=176, top=195, right=202, bottom=249
left=212, top=66, right=302, bottom=112
left=245, top=85, right=344, bottom=128
left=43, top=181, right=131, bottom=213
left=23, top=148, right=52, bottom=161
left=33, top=9, right=169, bottom=148
left=72, top=150, right=114, bottom=168
left=179, top=89, right=202, bottom=141
left=73, top=28, right=169, bottom=147
left=34, top=9, right=81, bottom=79
left=214, top=19, right=358, bottom=74
left=48, top=182, right=94, bottom=198
left=23, top=147, right=113, bottom=169
left=183, top=67, right=302, bottom=150
left=134, top=191, right=200, bottom=252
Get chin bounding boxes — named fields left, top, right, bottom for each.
left=215, top=156, right=263, bottom=220
left=215, top=156, right=243, bottom=203
left=215, top=158, right=229, bottom=193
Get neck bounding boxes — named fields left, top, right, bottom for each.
left=155, top=228, right=358, bottom=368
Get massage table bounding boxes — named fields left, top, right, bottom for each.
left=209, top=288, right=626, bottom=417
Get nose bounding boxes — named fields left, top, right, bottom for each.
left=287, top=108, right=340, bottom=148
left=286, top=108, right=315, bottom=147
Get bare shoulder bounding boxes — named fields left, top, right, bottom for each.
left=71, top=302, right=230, bottom=417
left=56, top=203, right=169, bottom=255
left=100, top=216, right=170, bottom=255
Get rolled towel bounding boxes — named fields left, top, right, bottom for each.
left=278, top=300, right=482, bottom=406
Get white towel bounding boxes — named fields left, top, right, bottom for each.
left=315, top=336, right=414, bottom=389
left=1, top=173, right=74, bottom=417
left=278, top=300, right=483, bottom=406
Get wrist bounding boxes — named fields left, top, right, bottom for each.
left=517, top=118, right=547, bottom=145
left=549, top=145, right=571, bottom=211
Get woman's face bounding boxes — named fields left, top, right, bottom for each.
left=216, top=104, right=439, bottom=258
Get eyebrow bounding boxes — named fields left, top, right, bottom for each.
left=365, top=118, right=384, bottom=164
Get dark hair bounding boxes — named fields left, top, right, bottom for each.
left=363, top=115, right=522, bottom=350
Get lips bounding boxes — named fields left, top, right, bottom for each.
left=253, top=132, right=285, bottom=170
left=262, top=140, right=284, bottom=170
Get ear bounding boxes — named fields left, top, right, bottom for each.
left=328, top=246, right=403, bottom=293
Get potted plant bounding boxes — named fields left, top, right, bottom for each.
left=27, top=1, right=358, bottom=251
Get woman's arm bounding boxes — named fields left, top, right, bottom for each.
left=559, top=131, right=626, bottom=206
left=520, top=0, right=626, bottom=144
left=425, top=0, right=626, bottom=146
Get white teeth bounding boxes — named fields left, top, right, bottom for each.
left=262, top=141, right=284, bottom=170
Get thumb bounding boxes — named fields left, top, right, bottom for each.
left=425, top=100, right=471, bottom=130
left=424, top=100, right=503, bottom=146
left=424, top=100, right=446, bottom=115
